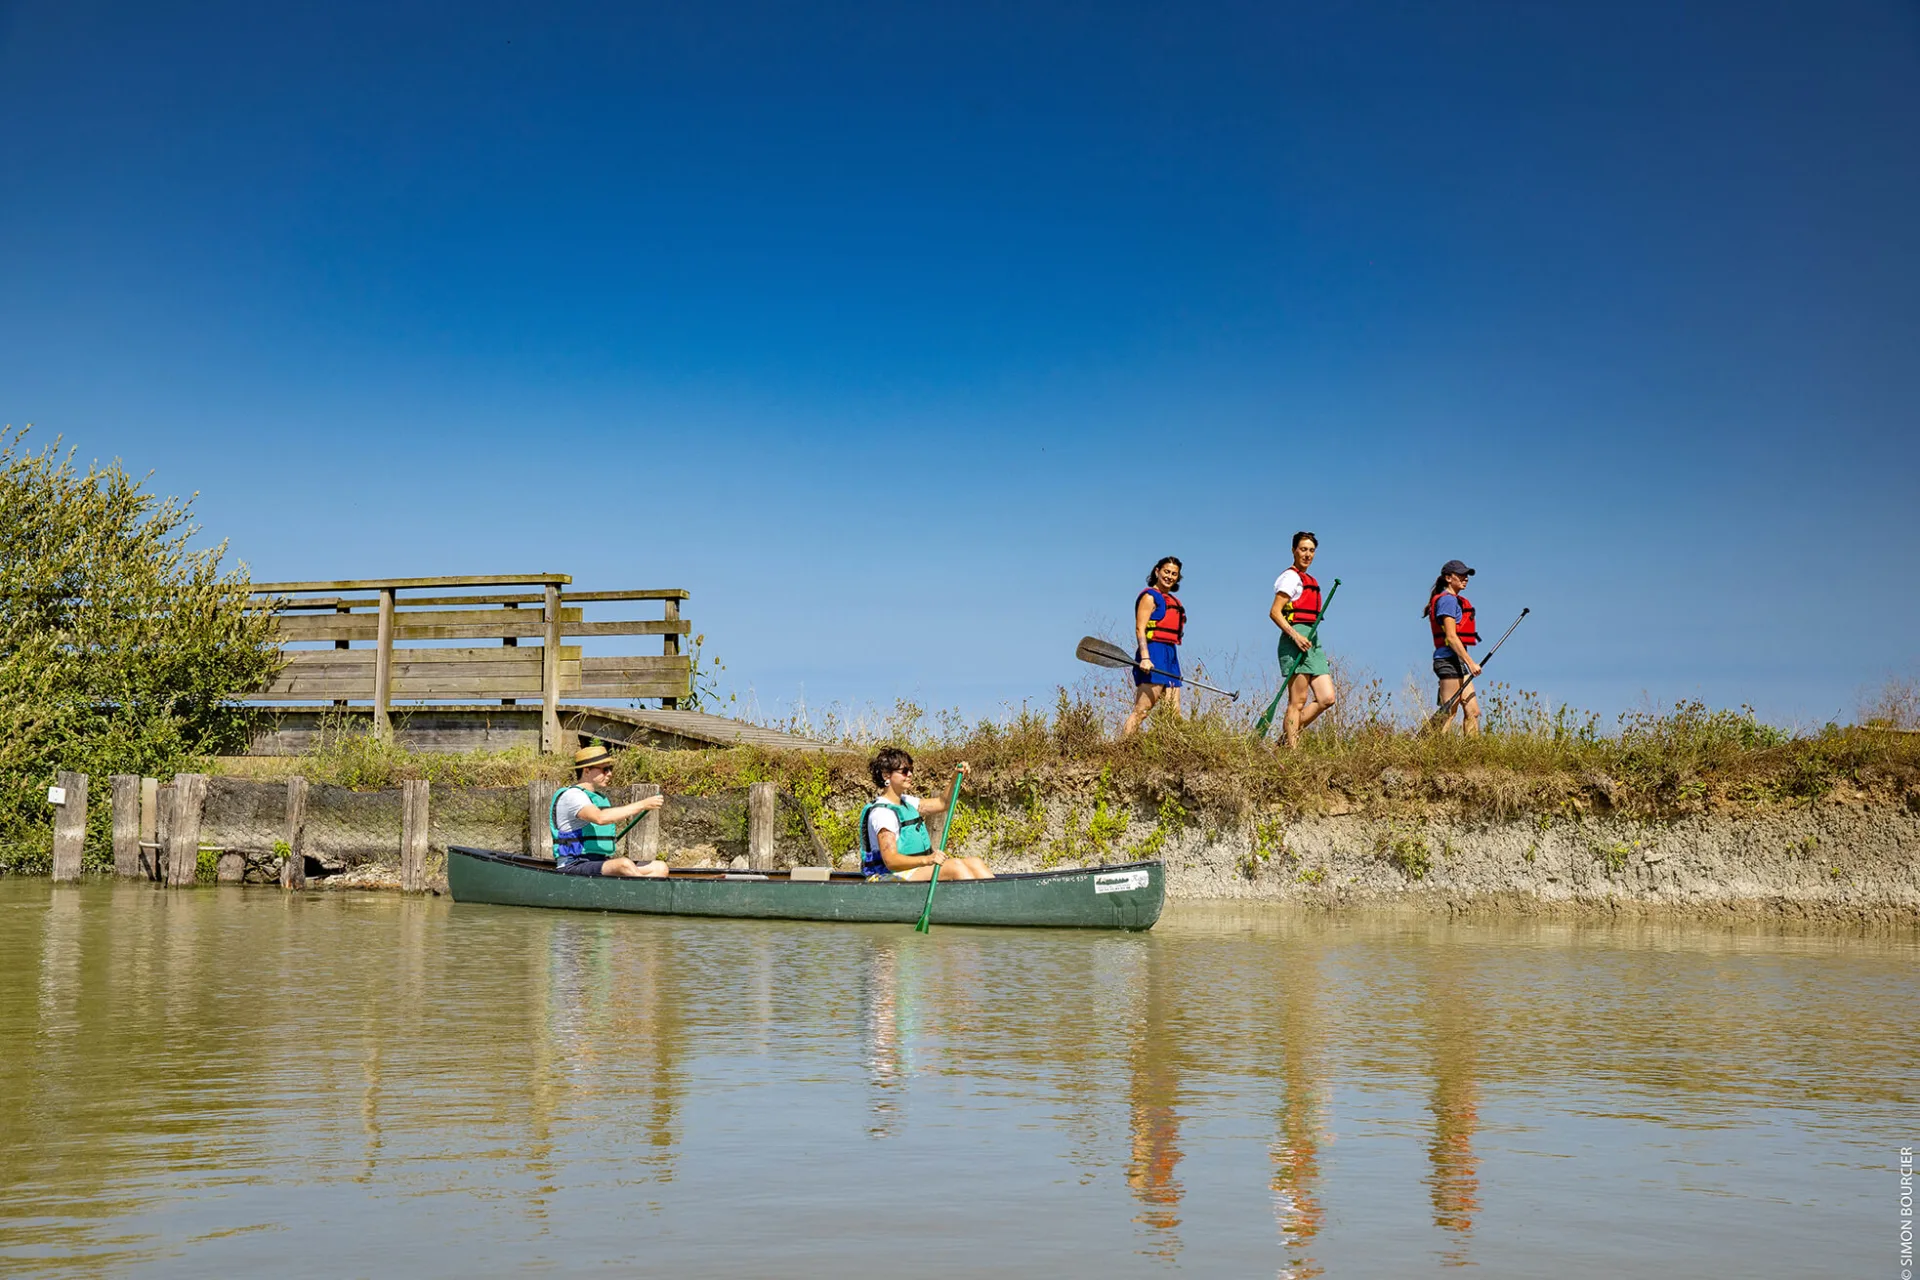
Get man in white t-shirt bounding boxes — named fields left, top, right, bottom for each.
left=550, top=744, right=670, bottom=877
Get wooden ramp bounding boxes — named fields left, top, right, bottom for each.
left=248, top=704, right=845, bottom=755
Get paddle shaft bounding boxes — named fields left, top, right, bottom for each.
left=914, top=769, right=966, bottom=933
left=1076, top=638, right=1239, bottom=699
left=1253, top=578, right=1341, bottom=738
left=1432, top=608, right=1530, bottom=722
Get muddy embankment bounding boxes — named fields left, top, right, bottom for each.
left=187, top=771, right=1920, bottom=922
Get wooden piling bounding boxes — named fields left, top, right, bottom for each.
left=165, top=774, right=208, bottom=887
left=530, top=780, right=557, bottom=859
left=373, top=587, right=396, bottom=739
left=111, top=775, right=141, bottom=878
left=629, top=783, right=663, bottom=863
left=401, top=779, right=429, bottom=892
left=747, top=781, right=777, bottom=872
left=540, top=583, right=562, bottom=752
left=281, top=776, right=308, bottom=889
left=51, top=771, right=88, bottom=882
left=139, top=778, right=160, bottom=880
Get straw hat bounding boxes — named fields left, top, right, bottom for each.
left=572, top=743, right=616, bottom=772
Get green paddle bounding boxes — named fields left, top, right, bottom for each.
left=1253, top=578, right=1340, bottom=740
left=913, top=767, right=966, bottom=934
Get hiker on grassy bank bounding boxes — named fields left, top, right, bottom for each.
left=1122, top=556, right=1186, bottom=738
left=1271, top=531, right=1335, bottom=749
left=858, top=747, right=992, bottom=882
left=1425, top=559, right=1483, bottom=735
left=551, top=744, right=671, bottom=877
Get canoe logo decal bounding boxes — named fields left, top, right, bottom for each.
left=1094, top=869, right=1151, bottom=894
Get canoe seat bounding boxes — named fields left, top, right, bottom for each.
left=789, top=867, right=831, bottom=882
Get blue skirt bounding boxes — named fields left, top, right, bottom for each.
left=1133, top=641, right=1182, bottom=688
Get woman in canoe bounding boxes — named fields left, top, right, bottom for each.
left=1425, top=559, right=1483, bottom=735
left=859, top=747, right=993, bottom=882
left=551, top=743, right=671, bottom=877
left=1121, top=556, right=1185, bottom=738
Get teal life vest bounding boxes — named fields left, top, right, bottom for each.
left=858, top=798, right=929, bottom=877
left=551, top=785, right=619, bottom=862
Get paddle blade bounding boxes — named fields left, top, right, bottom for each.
left=1075, top=636, right=1137, bottom=669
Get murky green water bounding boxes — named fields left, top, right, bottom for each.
left=2, top=881, right=1910, bottom=1277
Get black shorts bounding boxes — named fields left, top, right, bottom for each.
left=556, top=857, right=607, bottom=876
left=1433, top=650, right=1470, bottom=681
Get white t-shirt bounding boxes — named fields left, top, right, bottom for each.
left=865, top=795, right=922, bottom=849
left=553, top=785, right=596, bottom=835
left=1273, top=569, right=1309, bottom=622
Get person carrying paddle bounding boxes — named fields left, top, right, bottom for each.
left=858, top=747, right=993, bottom=882
left=1425, top=559, right=1483, bottom=735
left=1121, top=556, right=1186, bottom=738
left=1271, top=531, right=1336, bottom=749
left=551, top=743, right=671, bottom=877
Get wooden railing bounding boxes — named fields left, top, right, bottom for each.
left=250, top=574, right=692, bottom=751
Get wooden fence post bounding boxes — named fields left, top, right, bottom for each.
left=541, top=583, right=562, bottom=753
left=747, top=781, right=777, bottom=872
left=373, top=587, right=396, bottom=740
left=661, top=597, right=682, bottom=710
left=51, top=771, right=88, bottom=882
left=401, top=779, right=429, bottom=892
left=111, top=775, right=141, bottom=878
left=139, top=778, right=160, bottom=880
left=628, top=783, right=662, bottom=863
left=281, top=776, right=308, bottom=889
left=165, top=774, right=208, bottom=887
left=530, top=780, right=557, bottom=859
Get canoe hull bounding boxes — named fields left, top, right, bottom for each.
left=446, top=846, right=1164, bottom=930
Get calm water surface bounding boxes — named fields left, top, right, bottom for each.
left=1, top=881, right=1911, bottom=1277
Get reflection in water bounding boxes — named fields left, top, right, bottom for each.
left=1125, top=948, right=1184, bottom=1259
left=1424, top=952, right=1482, bottom=1267
left=1270, top=951, right=1327, bottom=1280
left=0, top=889, right=1910, bottom=1279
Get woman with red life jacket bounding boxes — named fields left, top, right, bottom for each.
left=1425, top=559, right=1483, bottom=735
left=1121, top=556, right=1186, bottom=738
left=1270, top=531, right=1336, bottom=749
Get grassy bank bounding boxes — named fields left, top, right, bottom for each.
left=203, top=680, right=1920, bottom=869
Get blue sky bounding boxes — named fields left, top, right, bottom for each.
left=3, top=0, right=1916, bottom=728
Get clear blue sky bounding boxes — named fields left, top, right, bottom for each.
left=3, top=1, right=1916, bottom=728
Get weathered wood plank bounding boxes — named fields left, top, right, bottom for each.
left=562, top=589, right=690, bottom=602
left=629, top=783, right=662, bottom=862
left=529, top=780, right=557, bottom=859
left=139, top=778, right=160, bottom=880
left=373, top=588, right=394, bottom=739
left=251, top=573, right=573, bottom=593
left=51, top=771, right=87, bottom=882
left=112, top=775, right=141, bottom=878
left=661, top=597, right=682, bottom=709
left=274, top=607, right=586, bottom=643
left=747, top=781, right=777, bottom=872
left=282, top=776, right=308, bottom=889
left=401, top=779, right=428, bottom=892
left=542, top=584, right=561, bottom=754
left=165, top=774, right=208, bottom=887
left=560, top=620, right=690, bottom=638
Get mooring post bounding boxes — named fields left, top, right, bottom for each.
left=530, top=779, right=556, bottom=859
left=629, top=783, right=663, bottom=863
left=111, top=775, right=141, bottom=878
left=51, top=771, right=88, bottom=882
left=165, top=774, right=208, bottom=887
left=747, top=781, right=777, bottom=872
left=281, top=776, right=308, bottom=889
left=139, top=777, right=160, bottom=880
left=401, top=779, right=429, bottom=892
left=373, top=587, right=396, bottom=740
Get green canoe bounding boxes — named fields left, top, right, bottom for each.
left=446, top=846, right=1165, bottom=930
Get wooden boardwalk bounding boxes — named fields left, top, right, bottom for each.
left=250, top=573, right=838, bottom=755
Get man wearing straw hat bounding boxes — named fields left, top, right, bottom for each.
left=551, top=744, right=670, bottom=877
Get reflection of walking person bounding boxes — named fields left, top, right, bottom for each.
left=1425, top=559, right=1483, bottom=735
left=1122, top=557, right=1185, bottom=738
left=1271, top=532, right=1335, bottom=749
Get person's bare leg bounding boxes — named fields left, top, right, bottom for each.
left=1436, top=678, right=1463, bottom=734
left=1296, top=673, right=1337, bottom=731
left=1163, top=687, right=1182, bottom=719
left=599, top=856, right=668, bottom=879
left=1121, top=684, right=1161, bottom=737
left=959, top=856, right=994, bottom=879
left=1283, top=673, right=1313, bottom=748
left=1460, top=687, right=1482, bottom=736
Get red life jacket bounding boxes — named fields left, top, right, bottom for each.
left=1286, top=571, right=1322, bottom=628
left=1428, top=592, right=1478, bottom=648
left=1139, top=588, right=1185, bottom=644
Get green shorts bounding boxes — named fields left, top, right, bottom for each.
left=1280, top=638, right=1330, bottom=679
